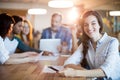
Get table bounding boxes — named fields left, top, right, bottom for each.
left=0, top=55, right=86, bottom=80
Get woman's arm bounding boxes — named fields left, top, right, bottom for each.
left=60, top=68, right=105, bottom=77
left=64, top=44, right=83, bottom=66
left=10, top=52, right=38, bottom=58
left=64, top=64, right=85, bottom=70
left=4, top=56, right=38, bottom=64
left=15, top=36, right=42, bottom=53
left=75, top=68, right=105, bottom=77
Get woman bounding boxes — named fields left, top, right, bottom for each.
left=0, top=13, right=39, bottom=64
left=60, top=10, right=120, bottom=80
left=20, top=20, right=33, bottom=47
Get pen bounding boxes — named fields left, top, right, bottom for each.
left=48, top=66, right=59, bottom=72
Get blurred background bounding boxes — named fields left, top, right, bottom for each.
left=0, top=0, right=120, bottom=36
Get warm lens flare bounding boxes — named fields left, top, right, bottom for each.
left=68, top=7, right=79, bottom=22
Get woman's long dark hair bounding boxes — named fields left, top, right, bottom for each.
left=0, top=13, right=14, bottom=39
left=80, top=10, right=103, bottom=68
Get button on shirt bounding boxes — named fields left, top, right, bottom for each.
left=64, top=33, right=120, bottom=80
left=0, top=36, right=9, bottom=64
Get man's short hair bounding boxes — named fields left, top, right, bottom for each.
left=52, top=13, right=62, bottom=20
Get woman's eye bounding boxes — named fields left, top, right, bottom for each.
left=84, top=24, right=88, bottom=27
left=92, top=23, right=96, bottom=26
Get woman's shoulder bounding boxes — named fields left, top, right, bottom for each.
left=0, top=36, right=2, bottom=40
left=102, top=33, right=119, bottom=43
left=104, top=34, right=119, bottom=48
left=107, top=34, right=119, bottom=43
left=0, top=36, right=3, bottom=43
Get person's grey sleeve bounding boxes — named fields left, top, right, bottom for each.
left=64, top=44, right=83, bottom=66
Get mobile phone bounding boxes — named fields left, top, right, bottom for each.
left=48, top=66, right=59, bottom=72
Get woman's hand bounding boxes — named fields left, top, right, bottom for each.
left=57, top=45, right=62, bottom=53
left=10, top=52, right=38, bottom=58
left=42, top=51, right=53, bottom=56
left=22, top=52, right=38, bottom=57
left=59, top=68, right=76, bottom=77
left=28, top=55, right=39, bottom=62
left=7, top=54, right=40, bottom=64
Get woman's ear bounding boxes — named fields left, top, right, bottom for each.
left=9, top=24, right=13, bottom=32
left=7, top=24, right=13, bottom=36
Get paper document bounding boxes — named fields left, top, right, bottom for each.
left=42, top=65, right=64, bottom=73
left=39, top=56, right=59, bottom=61
left=60, top=54, right=71, bottom=57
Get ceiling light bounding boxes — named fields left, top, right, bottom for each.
left=48, top=0, right=74, bottom=8
left=109, top=11, right=120, bottom=16
left=68, top=7, right=79, bottom=21
left=28, top=8, right=47, bottom=15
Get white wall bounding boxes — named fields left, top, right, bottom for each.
left=27, top=8, right=75, bottom=32
left=0, top=2, right=78, bottom=32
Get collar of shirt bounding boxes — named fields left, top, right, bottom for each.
left=88, top=32, right=108, bottom=48
left=97, top=32, right=108, bottom=44
left=50, top=26, right=62, bottom=32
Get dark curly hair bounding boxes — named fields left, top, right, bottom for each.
left=0, top=13, right=14, bottom=39
left=12, top=15, right=23, bottom=25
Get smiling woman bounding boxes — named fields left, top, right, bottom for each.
left=60, top=10, right=120, bottom=80
left=20, top=20, right=34, bottom=47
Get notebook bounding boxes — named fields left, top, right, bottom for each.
left=39, top=39, right=61, bottom=54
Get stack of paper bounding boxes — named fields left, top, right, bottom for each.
left=39, top=56, right=59, bottom=61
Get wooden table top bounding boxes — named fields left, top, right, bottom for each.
left=0, top=55, right=86, bottom=80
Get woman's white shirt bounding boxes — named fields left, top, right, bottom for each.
left=4, top=37, right=18, bottom=54
left=64, top=33, right=120, bottom=80
left=0, top=36, right=9, bottom=64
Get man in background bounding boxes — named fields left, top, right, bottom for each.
left=41, top=13, right=72, bottom=54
